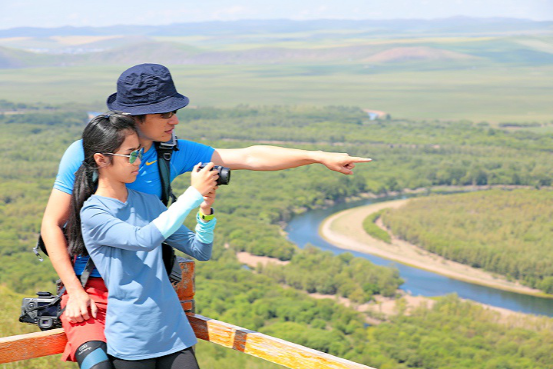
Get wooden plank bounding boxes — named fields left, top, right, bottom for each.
left=0, top=328, right=66, bottom=363
left=187, top=313, right=374, bottom=369
left=1, top=315, right=373, bottom=368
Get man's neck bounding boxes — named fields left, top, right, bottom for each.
left=140, top=138, right=154, bottom=153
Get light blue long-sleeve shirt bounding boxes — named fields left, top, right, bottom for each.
left=80, top=188, right=215, bottom=360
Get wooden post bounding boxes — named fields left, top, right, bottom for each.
left=0, top=259, right=373, bottom=369
left=173, top=257, right=195, bottom=313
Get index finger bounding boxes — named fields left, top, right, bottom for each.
left=350, top=157, right=372, bottom=163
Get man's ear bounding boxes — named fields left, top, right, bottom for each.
left=93, top=153, right=109, bottom=167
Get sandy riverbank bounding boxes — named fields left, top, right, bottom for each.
left=319, top=199, right=548, bottom=297
left=236, top=252, right=290, bottom=267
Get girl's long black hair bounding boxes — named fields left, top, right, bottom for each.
left=66, top=113, right=137, bottom=257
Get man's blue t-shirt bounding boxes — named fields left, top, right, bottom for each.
left=54, top=139, right=214, bottom=198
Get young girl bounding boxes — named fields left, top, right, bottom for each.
left=65, top=113, right=218, bottom=369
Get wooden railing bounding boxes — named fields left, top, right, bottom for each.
left=0, top=259, right=373, bottom=369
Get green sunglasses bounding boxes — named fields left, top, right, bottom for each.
left=102, top=148, right=143, bottom=164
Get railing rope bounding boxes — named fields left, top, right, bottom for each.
left=0, top=259, right=373, bottom=369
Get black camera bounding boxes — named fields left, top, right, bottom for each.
left=198, top=163, right=231, bottom=186
left=20, top=291, right=62, bottom=331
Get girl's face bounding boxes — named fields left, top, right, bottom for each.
left=99, top=131, right=142, bottom=184
left=136, top=112, right=179, bottom=145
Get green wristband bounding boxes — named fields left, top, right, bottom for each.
left=199, top=209, right=215, bottom=221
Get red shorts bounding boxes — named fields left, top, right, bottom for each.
left=60, top=277, right=108, bottom=362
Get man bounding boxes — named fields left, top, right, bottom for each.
left=41, top=63, right=371, bottom=368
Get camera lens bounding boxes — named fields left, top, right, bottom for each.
left=215, top=166, right=231, bottom=185
left=198, top=164, right=231, bottom=185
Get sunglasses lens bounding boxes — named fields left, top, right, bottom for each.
left=129, top=149, right=142, bottom=164
left=160, top=110, right=177, bottom=119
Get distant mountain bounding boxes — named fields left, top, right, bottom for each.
left=1, top=17, right=552, bottom=69
left=70, top=40, right=204, bottom=66
left=3, top=36, right=553, bottom=69
left=0, top=47, right=26, bottom=68
left=0, top=46, right=58, bottom=68
left=1, top=17, right=551, bottom=38
left=0, top=41, right=482, bottom=69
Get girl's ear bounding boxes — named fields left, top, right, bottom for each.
left=94, top=153, right=109, bottom=167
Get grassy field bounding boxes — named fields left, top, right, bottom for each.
left=1, top=62, right=552, bottom=122
left=1, top=24, right=553, bottom=123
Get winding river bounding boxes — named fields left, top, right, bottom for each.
left=284, top=195, right=553, bottom=317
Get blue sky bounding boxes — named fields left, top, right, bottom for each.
left=0, top=0, right=552, bottom=29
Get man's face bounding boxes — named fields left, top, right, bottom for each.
left=136, top=111, right=179, bottom=143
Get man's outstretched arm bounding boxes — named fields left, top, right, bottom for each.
left=211, top=145, right=371, bottom=175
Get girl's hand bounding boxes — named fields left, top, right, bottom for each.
left=191, top=162, right=219, bottom=196
left=200, top=189, right=217, bottom=216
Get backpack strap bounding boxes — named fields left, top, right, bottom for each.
left=154, top=136, right=179, bottom=206
left=154, top=136, right=182, bottom=284
left=79, top=256, right=96, bottom=287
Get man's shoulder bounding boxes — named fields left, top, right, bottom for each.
left=65, top=139, right=84, bottom=153
left=61, top=139, right=84, bottom=163
left=176, top=138, right=208, bottom=148
left=54, top=139, right=85, bottom=194
left=173, top=139, right=213, bottom=158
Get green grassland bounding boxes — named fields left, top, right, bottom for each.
left=1, top=27, right=552, bottom=122
left=1, top=63, right=552, bottom=122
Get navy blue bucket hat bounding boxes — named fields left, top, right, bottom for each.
left=106, top=63, right=189, bottom=115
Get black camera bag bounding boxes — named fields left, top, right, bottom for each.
left=20, top=258, right=94, bottom=330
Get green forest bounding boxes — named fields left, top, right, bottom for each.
left=380, top=190, right=553, bottom=293
left=1, top=106, right=553, bottom=368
